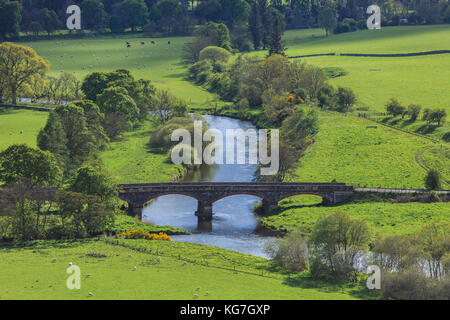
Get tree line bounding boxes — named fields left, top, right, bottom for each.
left=0, top=42, right=190, bottom=240
left=1, top=0, right=449, bottom=41
left=266, top=211, right=450, bottom=300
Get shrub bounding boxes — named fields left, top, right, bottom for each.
left=381, top=269, right=450, bottom=300
left=199, top=46, right=231, bottom=65
left=265, top=231, right=309, bottom=271
left=115, top=229, right=172, bottom=241
left=425, top=169, right=441, bottom=190
left=309, top=211, right=371, bottom=281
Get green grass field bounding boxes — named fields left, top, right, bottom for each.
left=21, top=34, right=214, bottom=106
left=0, top=108, right=48, bottom=151
left=0, top=239, right=369, bottom=300
left=249, top=25, right=450, bottom=114
left=100, top=118, right=184, bottom=183
left=261, top=195, right=450, bottom=236
left=293, top=111, right=449, bottom=189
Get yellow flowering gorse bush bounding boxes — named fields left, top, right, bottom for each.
left=115, top=229, right=172, bottom=241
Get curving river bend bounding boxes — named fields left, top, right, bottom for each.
left=142, top=115, right=275, bottom=258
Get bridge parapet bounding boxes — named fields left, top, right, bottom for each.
left=118, top=182, right=354, bottom=221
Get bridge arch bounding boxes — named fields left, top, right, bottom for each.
left=276, top=192, right=333, bottom=204
left=210, top=192, right=267, bottom=204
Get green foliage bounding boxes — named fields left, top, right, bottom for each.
left=54, top=104, right=98, bottom=170
left=265, top=231, right=308, bottom=271
left=0, top=144, right=61, bottom=187
left=0, top=0, right=21, bottom=40
left=309, top=211, right=371, bottom=281
left=68, top=165, right=117, bottom=201
left=37, top=111, right=69, bottom=169
left=318, top=4, right=337, bottom=37
left=386, top=98, right=406, bottom=118
left=335, top=87, right=356, bottom=112
left=81, top=0, right=108, bottom=32
left=407, top=104, right=422, bottom=121
left=107, top=215, right=190, bottom=235
left=424, top=168, right=441, bottom=190
left=199, top=46, right=231, bottom=65
left=96, top=86, right=140, bottom=125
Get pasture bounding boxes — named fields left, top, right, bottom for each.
left=0, top=239, right=367, bottom=300
left=293, top=111, right=450, bottom=189
left=20, top=35, right=213, bottom=106
left=0, top=108, right=48, bottom=151
left=250, top=25, right=450, bottom=113
left=261, top=195, right=450, bottom=236
left=100, top=118, right=184, bottom=183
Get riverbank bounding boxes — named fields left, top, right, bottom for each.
left=0, top=238, right=372, bottom=300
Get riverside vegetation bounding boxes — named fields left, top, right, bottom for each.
left=0, top=15, right=449, bottom=299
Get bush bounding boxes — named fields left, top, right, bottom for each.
left=425, top=169, right=441, bottom=190
left=199, top=46, right=231, bottom=65
left=381, top=269, right=450, bottom=300
left=265, top=231, right=309, bottom=271
left=309, top=211, right=371, bottom=281
left=115, top=229, right=172, bottom=241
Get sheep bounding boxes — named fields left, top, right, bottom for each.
left=86, top=274, right=91, bottom=278
left=128, top=254, right=132, bottom=257
left=193, top=294, right=199, bottom=299
left=205, top=291, right=210, bottom=296
left=157, top=256, right=161, bottom=263
left=182, top=261, right=187, bottom=266
left=52, top=258, right=57, bottom=263
left=68, top=262, right=73, bottom=267
left=133, top=266, right=137, bottom=271
left=195, top=286, right=200, bottom=291
left=88, top=292, right=94, bottom=296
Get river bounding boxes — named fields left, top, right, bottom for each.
left=142, top=115, right=275, bottom=258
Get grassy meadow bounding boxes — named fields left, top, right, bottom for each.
left=293, top=111, right=449, bottom=189
left=261, top=195, right=450, bottom=236
left=249, top=25, right=450, bottom=114
left=0, top=108, right=48, bottom=150
left=0, top=239, right=368, bottom=300
left=100, top=118, right=184, bottom=183
left=20, top=34, right=214, bottom=106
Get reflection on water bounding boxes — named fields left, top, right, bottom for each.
left=142, top=115, right=274, bottom=258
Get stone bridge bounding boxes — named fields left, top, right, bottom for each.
left=118, top=182, right=354, bottom=222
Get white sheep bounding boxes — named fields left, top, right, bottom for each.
left=157, top=256, right=161, bottom=263
left=195, top=286, right=200, bottom=291
left=193, top=294, right=199, bottom=299
left=133, top=266, right=137, bottom=271
left=68, top=262, right=73, bottom=267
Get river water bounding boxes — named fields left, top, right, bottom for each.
left=142, top=115, right=275, bottom=258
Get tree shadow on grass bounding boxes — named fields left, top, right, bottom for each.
left=0, top=239, right=97, bottom=251
left=416, top=124, right=439, bottom=134
left=282, top=273, right=376, bottom=300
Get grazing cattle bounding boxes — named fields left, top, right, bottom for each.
left=141, top=41, right=145, bottom=45
left=151, top=40, right=155, bottom=44
left=126, top=41, right=130, bottom=45
left=127, top=44, right=131, bottom=48
left=168, top=41, right=171, bottom=45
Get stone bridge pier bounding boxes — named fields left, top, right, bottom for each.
left=118, top=183, right=354, bottom=224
